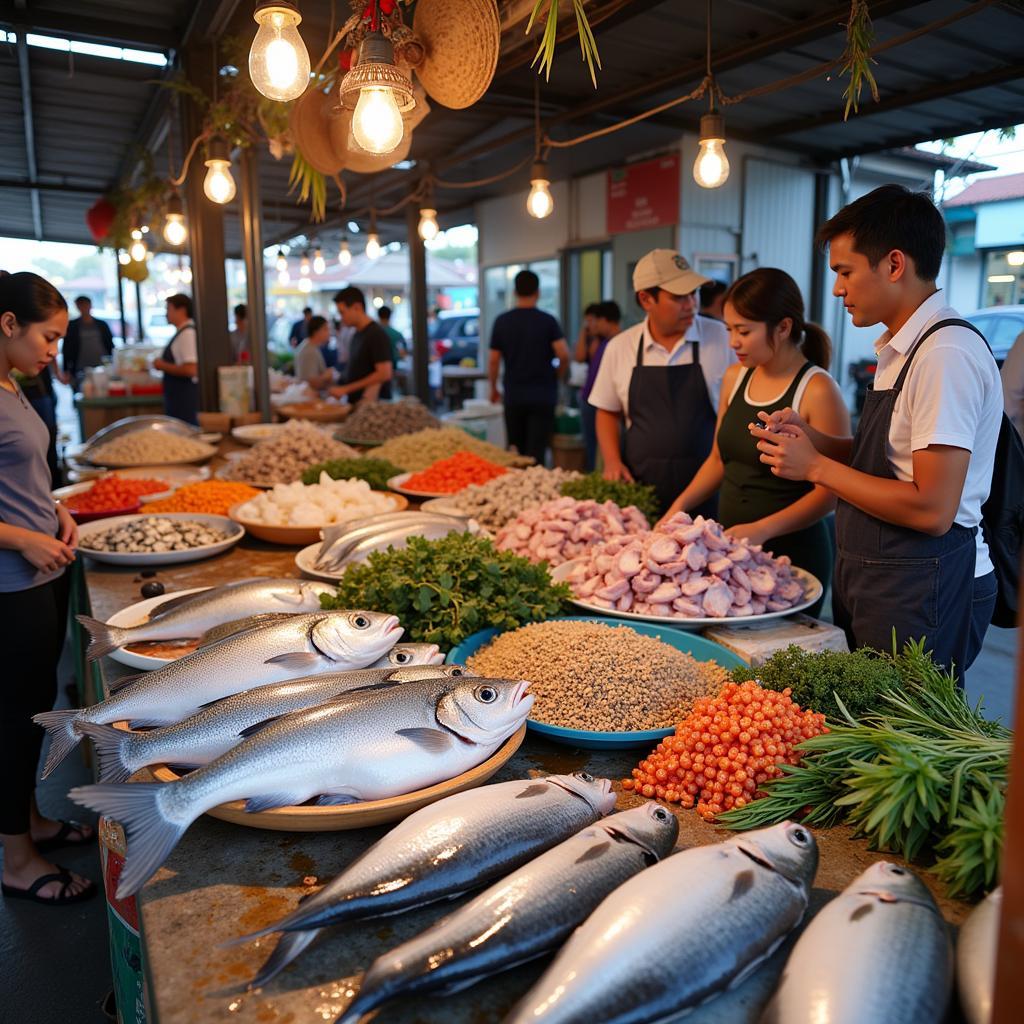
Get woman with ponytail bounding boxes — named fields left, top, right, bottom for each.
left=661, top=267, right=850, bottom=607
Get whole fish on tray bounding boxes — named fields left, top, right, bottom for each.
left=70, top=675, right=534, bottom=899
left=77, top=578, right=336, bottom=661
left=760, top=860, right=951, bottom=1024
left=35, top=611, right=401, bottom=777
left=507, top=821, right=818, bottom=1024
left=315, top=512, right=472, bottom=572
left=235, top=772, right=616, bottom=989
left=958, top=886, right=1000, bottom=1024
left=338, top=803, right=679, bottom=1024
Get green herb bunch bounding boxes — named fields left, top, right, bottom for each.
left=560, top=473, right=660, bottom=524
left=302, top=457, right=402, bottom=490
left=731, top=645, right=902, bottom=722
left=719, top=640, right=1009, bottom=898
left=321, top=533, right=570, bottom=648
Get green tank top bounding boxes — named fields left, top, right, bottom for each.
left=717, top=362, right=817, bottom=530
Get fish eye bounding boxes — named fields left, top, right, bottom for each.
left=890, top=866, right=906, bottom=876
left=475, top=685, right=498, bottom=703
left=654, top=808, right=670, bottom=822
left=449, top=667, right=465, bottom=676
left=789, top=827, right=810, bottom=847
left=579, top=772, right=594, bottom=783
left=393, top=650, right=411, bottom=664
left=350, top=614, right=371, bottom=629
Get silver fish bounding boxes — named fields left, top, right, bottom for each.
left=761, top=860, right=951, bottom=1024
left=368, top=643, right=445, bottom=669
left=35, top=611, right=401, bottom=777
left=507, top=821, right=818, bottom=1024
left=958, top=886, right=1000, bottom=1024
left=338, top=803, right=679, bottom=1023
left=236, top=772, right=616, bottom=989
left=316, top=516, right=471, bottom=572
left=315, top=512, right=466, bottom=569
left=77, top=578, right=336, bottom=660
left=70, top=675, right=534, bottom=899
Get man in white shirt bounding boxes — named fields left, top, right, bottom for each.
left=752, top=184, right=1001, bottom=676
left=588, top=249, right=733, bottom=513
left=153, top=293, right=199, bottom=424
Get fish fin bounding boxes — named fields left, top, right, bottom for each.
left=345, top=680, right=403, bottom=695
left=32, top=709, right=83, bottom=778
left=729, top=869, right=756, bottom=902
left=515, top=783, right=551, bottom=799
left=246, top=929, right=320, bottom=989
left=264, top=652, right=326, bottom=671
left=127, top=717, right=170, bottom=728
left=315, top=793, right=360, bottom=806
left=68, top=783, right=186, bottom=898
left=237, top=716, right=286, bottom=739
left=395, top=727, right=454, bottom=753
left=147, top=591, right=205, bottom=618
left=107, top=672, right=144, bottom=694
left=76, top=614, right=128, bottom=662
left=575, top=841, right=612, bottom=864
left=245, top=792, right=306, bottom=813
left=75, top=722, right=134, bottom=784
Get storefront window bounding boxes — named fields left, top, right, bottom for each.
left=983, top=250, right=1023, bottom=306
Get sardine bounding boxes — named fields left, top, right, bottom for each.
left=79, top=662, right=465, bottom=784
left=35, top=611, right=402, bottom=776
left=507, top=821, right=818, bottom=1024
left=70, top=675, right=534, bottom=899
left=339, top=804, right=679, bottom=1023
left=958, top=886, right=1000, bottom=1024
left=77, top=578, right=336, bottom=660
left=237, top=772, right=616, bottom=989
left=760, top=861, right=951, bottom=1024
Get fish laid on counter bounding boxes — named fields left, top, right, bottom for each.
left=760, top=860, right=951, bottom=1024
left=71, top=675, right=534, bottom=899
left=81, top=661, right=464, bottom=784
left=235, top=772, right=616, bottom=989
left=77, top=578, right=337, bottom=660
left=315, top=512, right=473, bottom=572
left=338, top=803, right=679, bottom=1024
left=507, top=821, right=818, bottom=1024
left=958, top=886, right=1000, bottom=1024
left=35, top=611, right=401, bottom=777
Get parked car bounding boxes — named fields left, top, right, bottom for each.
left=965, top=305, right=1024, bottom=365
left=430, top=309, right=480, bottom=366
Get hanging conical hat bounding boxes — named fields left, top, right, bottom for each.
left=413, top=0, right=500, bottom=110
left=343, top=129, right=413, bottom=175
left=290, top=85, right=344, bottom=175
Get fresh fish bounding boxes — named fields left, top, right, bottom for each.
left=760, top=860, right=951, bottom=1024
left=35, top=611, right=401, bottom=777
left=369, top=642, right=444, bottom=669
left=339, top=804, right=679, bottom=1023
left=79, top=663, right=466, bottom=784
left=70, top=675, right=534, bottom=899
left=77, top=578, right=336, bottom=661
left=236, top=772, right=615, bottom=989
left=958, top=886, right=1001, bottom=1024
left=507, top=821, right=818, bottom=1024
left=194, top=612, right=300, bottom=648
left=316, top=513, right=469, bottom=571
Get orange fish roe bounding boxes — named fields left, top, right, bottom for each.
left=404, top=452, right=508, bottom=493
left=144, top=480, right=260, bottom=516
left=622, top=679, right=828, bottom=821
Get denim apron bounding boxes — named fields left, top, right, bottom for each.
left=833, top=327, right=979, bottom=674
left=161, top=322, right=200, bottom=425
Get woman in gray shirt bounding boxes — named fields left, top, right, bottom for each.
left=0, top=273, right=95, bottom=905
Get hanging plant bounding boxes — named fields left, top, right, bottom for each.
left=527, top=0, right=601, bottom=87
left=839, top=0, right=880, bottom=119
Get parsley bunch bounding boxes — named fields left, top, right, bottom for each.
left=301, top=457, right=402, bottom=491
left=320, top=533, right=570, bottom=648
left=560, top=473, right=661, bottom=523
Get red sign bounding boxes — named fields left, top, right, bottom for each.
left=607, top=154, right=681, bottom=234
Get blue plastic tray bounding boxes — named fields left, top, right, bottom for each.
left=446, top=616, right=746, bottom=750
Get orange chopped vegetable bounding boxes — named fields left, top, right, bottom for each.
left=144, top=480, right=260, bottom=516
left=66, top=475, right=167, bottom=513
left=403, top=452, right=508, bottom=494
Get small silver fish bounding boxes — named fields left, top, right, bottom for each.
left=958, top=886, right=1000, bottom=1024
left=761, top=861, right=951, bottom=1024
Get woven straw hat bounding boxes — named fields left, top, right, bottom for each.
left=413, top=0, right=500, bottom=110
left=290, top=85, right=344, bottom=175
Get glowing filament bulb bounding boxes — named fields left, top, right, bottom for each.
left=249, top=6, right=310, bottom=102
left=352, top=86, right=403, bottom=155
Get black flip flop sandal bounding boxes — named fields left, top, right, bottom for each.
left=34, top=819, right=95, bottom=852
left=1, top=866, right=97, bottom=905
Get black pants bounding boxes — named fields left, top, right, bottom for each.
left=504, top=403, right=555, bottom=466
left=0, top=572, right=70, bottom=834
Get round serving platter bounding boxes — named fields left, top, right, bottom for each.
left=77, top=514, right=244, bottom=567
left=103, top=586, right=212, bottom=670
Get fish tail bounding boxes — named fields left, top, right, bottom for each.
left=76, top=614, right=128, bottom=662
left=75, top=722, right=135, bottom=784
left=247, top=929, right=320, bottom=989
left=68, top=783, right=186, bottom=898
left=32, top=709, right=83, bottom=778
left=335, top=964, right=393, bottom=1024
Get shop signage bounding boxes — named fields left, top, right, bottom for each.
left=607, top=154, right=681, bottom=234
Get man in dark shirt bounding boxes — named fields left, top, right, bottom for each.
left=289, top=307, right=313, bottom=348
left=61, top=296, right=114, bottom=389
left=488, top=270, right=569, bottom=465
left=329, top=287, right=393, bottom=403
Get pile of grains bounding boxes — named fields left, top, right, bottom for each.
left=88, top=432, right=215, bottom=467
left=374, top=427, right=533, bottom=472
left=449, top=466, right=581, bottom=532
left=143, top=481, right=260, bottom=516
left=466, top=620, right=730, bottom=732
left=82, top=517, right=228, bottom=553
left=219, top=420, right=359, bottom=486
left=337, top=398, right=440, bottom=442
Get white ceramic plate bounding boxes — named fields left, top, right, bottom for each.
left=105, top=586, right=211, bottom=670
left=418, top=496, right=470, bottom=516
left=77, top=513, right=245, bottom=566
left=65, top=464, right=210, bottom=487
left=550, top=561, right=823, bottom=630
left=231, top=423, right=288, bottom=446
left=294, top=542, right=349, bottom=583
left=386, top=472, right=462, bottom=500
left=198, top=432, right=222, bottom=445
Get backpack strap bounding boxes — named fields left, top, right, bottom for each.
left=892, top=317, right=990, bottom=393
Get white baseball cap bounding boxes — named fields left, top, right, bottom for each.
left=633, top=249, right=710, bottom=295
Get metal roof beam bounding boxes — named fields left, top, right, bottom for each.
left=14, top=30, right=42, bottom=239
left=1, top=10, right=170, bottom=50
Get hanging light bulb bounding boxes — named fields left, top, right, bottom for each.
left=129, top=228, right=148, bottom=263
left=338, top=238, right=352, bottom=266
left=300, top=252, right=311, bottom=276
left=275, top=248, right=288, bottom=272
left=340, top=31, right=414, bottom=156
left=180, top=265, right=193, bottom=285
left=418, top=207, right=439, bottom=242
left=118, top=250, right=131, bottom=266
left=249, top=1, right=311, bottom=102
left=365, top=233, right=381, bottom=260
left=298, top=276, right=313, bottom=293
left=694, top=112, right=730, bottom=189
left=527, top=161, right=554, bottom=219
left=203, top=136, right=237, bottom=204
left=278, top=268, right=290, bottom=285
left=162, top=193, right=187, bottom=246
left=313, top=247, right=326, bottom=275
